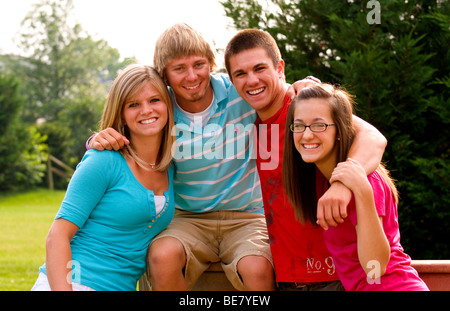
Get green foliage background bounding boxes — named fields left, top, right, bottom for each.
left=221, top=0, right=450, bottom=259
left=0, top=0, right=135, bottom=190
left=0, top=0, right=448, bottom=260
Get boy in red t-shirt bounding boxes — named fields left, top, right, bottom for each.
left=224, top=29, right=387, bottom=290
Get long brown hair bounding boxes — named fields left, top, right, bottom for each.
left=282, top=84, right=398, bottom=224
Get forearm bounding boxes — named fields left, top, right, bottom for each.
left=45, top=219, right=78, bottom=291
left=350, top=115, right=387, bottom=175
left=46, top=234, right=73, bottom=291
left=354, top=184, right=390, bottom=277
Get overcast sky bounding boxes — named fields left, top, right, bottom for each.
left=0, top=0, right=237, bottom=66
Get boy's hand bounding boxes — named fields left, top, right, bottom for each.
left=287, top=76, right=321, bottom=99
left=90, top=128, right=129, bottom=151
left=316, top=181, right=351, bottom=230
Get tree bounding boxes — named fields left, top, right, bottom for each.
left=3, top=0, right=135, bottom=188
left=221, top=0, right=450, bottom=259
left=0, top=73, right=46, bottom=191
left=14, top=0, right=132, bottom=123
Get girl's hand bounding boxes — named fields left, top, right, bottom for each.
left=330, top=158, right=368, bottom=192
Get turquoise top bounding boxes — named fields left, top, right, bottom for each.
left=40, top=150, right=174, bottom=291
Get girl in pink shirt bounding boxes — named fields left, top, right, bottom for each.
left=282, top=84, right=428, bottom=291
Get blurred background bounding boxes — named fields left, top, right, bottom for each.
left=0, top=0, right=448, bottom=290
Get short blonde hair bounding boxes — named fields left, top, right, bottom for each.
left=153, top=23, right=217, bottom=81
left=100, top=64, right=175, bottom=171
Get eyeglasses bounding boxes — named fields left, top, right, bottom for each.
left=289, top=123, right=336, bottom=133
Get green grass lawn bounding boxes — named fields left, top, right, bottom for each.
left=0, top=189, right=65, bottom=291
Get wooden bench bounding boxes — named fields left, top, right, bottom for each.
left=139, top=260, right=450, bottom=291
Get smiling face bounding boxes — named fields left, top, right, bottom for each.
left=293, top=98, right=338, bottom=178
left=164, top=54, right=213, bottom=113
left=122, top=82, right=168, bottom=142
left=228, top=47, right=286, bottom=121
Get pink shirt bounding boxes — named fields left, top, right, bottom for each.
left=321, top=170, right=429, bottom=291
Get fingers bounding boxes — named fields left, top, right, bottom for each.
left=98, top=135, right=121, bottom=151
left=286, top=86, right=297, bottom=100
left=287, top=80, right=313, bottom=98
left=287, top=76, right=321, bottom=99
left=339, top=202, right=348, bottom=220
left=316, top=159, right=365, bottom=230
left=331, top=158, right=367, bottom=191
left=317, top=197, right=345, bottom=230
left=90, top=128, right=129, bottom=151
left=91, top=140, right=105, bottom=151
left=316, top=181, right=351, bottom=230
left=316, top=205, right=328, bottom=230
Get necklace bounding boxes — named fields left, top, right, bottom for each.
left=140, top=158, right=156, bottom=169
left=135, top=153, right=157, bottom=169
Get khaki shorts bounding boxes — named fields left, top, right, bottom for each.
left=151, top=209, right=273, bottom=291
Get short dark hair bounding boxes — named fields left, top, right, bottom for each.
left=224, top=29, right=281, bottom=77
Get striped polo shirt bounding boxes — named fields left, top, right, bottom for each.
left=171, top=73, right=264, bottom=214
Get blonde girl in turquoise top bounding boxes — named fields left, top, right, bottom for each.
left=31, top=64, right=176, bottom=291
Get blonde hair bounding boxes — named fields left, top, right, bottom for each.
left=283, top=84, right=398, bottom=224
left=153, top=23, right=217, bottom=81
left=100, top=64, right=175, bottom=171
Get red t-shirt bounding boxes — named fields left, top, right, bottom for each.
left=255, top=95, right=339, bottom=283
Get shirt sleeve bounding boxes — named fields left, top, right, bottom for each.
left=55, top=150, right=115, bottom=229
left=367, top=171, right=387, bottom=218
left=347, top=172, right=387, bottom=226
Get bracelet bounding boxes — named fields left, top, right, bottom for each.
left=305, top=76, right=321, bottom=84
left=85, top=134, right=97, bottom=150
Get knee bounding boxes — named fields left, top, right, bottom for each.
left=238, top=255, right=274, bottom=280
left=148, top=237, right=186, bottom=269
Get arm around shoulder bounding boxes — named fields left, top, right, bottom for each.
left=350, top=115, right=387, bottom=175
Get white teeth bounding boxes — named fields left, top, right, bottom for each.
left=140, top=118, right=156, bottom=124
left=303, top=144, right=319, bottom=149
left=248, top=87, right=265, bottom=95
left=185, top=84, right=200, bottom=90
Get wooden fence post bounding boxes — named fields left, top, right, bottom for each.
left=47, top=154, right=74, bottom=189
left=47, top=155, right=54, bottom=190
